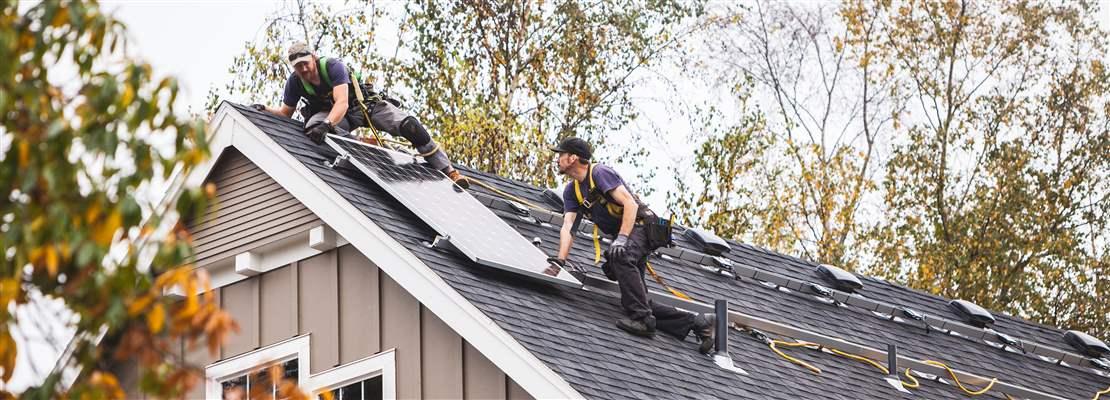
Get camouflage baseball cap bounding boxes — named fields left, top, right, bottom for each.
left=287, top=42, right=314, bottom=66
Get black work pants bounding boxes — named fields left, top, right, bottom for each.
left=607, top=225, right=696, bottom=338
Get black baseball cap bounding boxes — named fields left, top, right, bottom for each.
left=551, top=137, right=592, bottom=160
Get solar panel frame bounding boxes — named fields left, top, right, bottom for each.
left=325, top=135, right=582, bottom=288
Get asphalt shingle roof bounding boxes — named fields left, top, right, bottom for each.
left=227, top=102, right=1110, bottom=400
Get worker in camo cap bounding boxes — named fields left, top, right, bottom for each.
left=252, top=42, right=468, bottom=188
left=548, top=137, right=715, bottom=354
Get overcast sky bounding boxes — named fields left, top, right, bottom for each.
left=6, top=0, right=1110, bottom=393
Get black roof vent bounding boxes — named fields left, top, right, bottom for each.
left=815, top=264, right=863, bottom=293
left=1064, top=330, right=1109, bottom=358
left=947, top=300, right=995, bottom=328
left=682, top=227, right=731, bottom=256
left=541, top=188, right=564, bottom=211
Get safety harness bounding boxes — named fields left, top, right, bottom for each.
left=572, top=164, right=689, bottom=300
left=302, top=57, right=441, bottom=154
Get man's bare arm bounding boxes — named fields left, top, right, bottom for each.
left=609, top=185, right=638, bottom=237
left=277, top=104, right=295, bottom=118
left=326, top=83, right=349, bottom=125
left=558, top=211, right=577, bottom=260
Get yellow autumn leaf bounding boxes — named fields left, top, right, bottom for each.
left=17, top=141, right=29, bottom=168
left=148, top=303, right=165, bottom=334
left=0, top=330, right=16, bottom=382
left=92, top=211, right=122, bottom=246
left=0, top=279, right=19, bottom=308
left=127, top=294, right=154, bottom=316
left=45, top=245, right=58, bottom=277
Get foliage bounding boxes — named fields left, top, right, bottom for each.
left=0, top=1, right=238, bottom=397
left=205, top=0, right=389, bottom=115
left=677, top=0, right=1109, bottom=337
left=213, top=0, right=705, bottom=189
left=674, top=2, right=896, bottom=268
left=399, top=0, right=705, bottom=186
left=867, top=0, right=1110, bottom=336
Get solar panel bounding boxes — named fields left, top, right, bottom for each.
left=325, top=135, right=581, bottom=288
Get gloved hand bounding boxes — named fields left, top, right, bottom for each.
left=250, top=103, right=266, bottom=112
left=546, top=256, right=566, bottom=269
left=607, top=234, right=629, bottom=260
left=305, top=121, right=334, bottom=145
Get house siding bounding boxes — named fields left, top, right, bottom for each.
left=181, top=245, right=533, bottom=400
left=186, top=149, right=321, bottom=267
left=153, top=149, right=536, bottom=399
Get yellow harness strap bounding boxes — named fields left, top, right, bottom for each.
left=646, top=261, right=691, bottom=300
left=591, top=226, right=602, bottom=265
left=350, top=75, right=388, bottom=149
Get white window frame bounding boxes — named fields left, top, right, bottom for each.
left=309, top=350, right=396, bottom=400
left=204, top=334, right=396, bottom=400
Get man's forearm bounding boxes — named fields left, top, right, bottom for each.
left=618, top=203, right=637, bottom=237
left=558, top=229, right=574, bottom=260
left=325, top=101, right=347, bottom=126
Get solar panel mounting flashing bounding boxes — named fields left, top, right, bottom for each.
left=325, top=135, right=581, bottom=288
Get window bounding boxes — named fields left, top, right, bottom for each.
left=206, top=335, right=396, bottom=400
left=317, top=375, right=383, bottom=400
left=219, top=358, right=299, bottom=399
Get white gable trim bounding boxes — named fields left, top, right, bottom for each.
left=204, top=104, right=582, bottom=400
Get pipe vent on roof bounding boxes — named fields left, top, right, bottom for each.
left=682, top=228, right=731, bottom=256
left=541, top=188, right=564, bottom=211
left=947, top=300, right=995, bottom=328
left=815, top=264, right=863, bottom=293
left=1064, top=330, right=1109, bottom=358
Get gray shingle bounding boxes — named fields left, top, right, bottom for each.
left=227, top=102, right=1110, bottom=400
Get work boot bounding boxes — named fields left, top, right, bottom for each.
left=616, top=317, right=656, bottom=338
left=693, top=313, right=715, bottom=355
left=447, top=170, right=470, bottom=189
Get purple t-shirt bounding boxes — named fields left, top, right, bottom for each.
left=282, top=57, right=351, bottom=107
left=562, top=164, right=633, bottom=235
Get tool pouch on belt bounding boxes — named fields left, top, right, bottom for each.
left=640, top=208, right=673, bottom=250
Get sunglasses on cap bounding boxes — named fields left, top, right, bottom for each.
left=288, top=51, right=312, bottom=63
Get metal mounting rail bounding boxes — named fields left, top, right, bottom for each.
left=468, top=189, right=1108, bottom=376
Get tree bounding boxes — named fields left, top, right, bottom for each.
left=205, top=0, right=390, bottom=115
left=399, top=0, right=705, bottom=186
left=673, top=2, right=898, bottom=268
left=1, top=1, right=240, bottom=398
left=867, top=0, right=1110, bottom=336
left=213, top=0, right=706, bottom=188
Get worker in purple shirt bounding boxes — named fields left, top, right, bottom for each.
left=548, top=137, right=715, bottom=354
left=252, top=42, right=469, bottom=188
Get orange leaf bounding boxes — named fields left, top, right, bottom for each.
left=92, top=211, right=122, bottom=246
left=127, top=294, right=153, bottom=316
left=17, top=141, right=29, bottom=168
left=148, top=303, right=165, bottom=335
left=0, top=279, right=19, bottom=307
left=44, top=245, right=58, bottom=277
left=0, top=330, right=16, bottom=382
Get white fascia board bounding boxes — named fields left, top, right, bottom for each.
left=213, top=105, right=582, bottom=400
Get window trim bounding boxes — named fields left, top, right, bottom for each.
left=204, top=335, right=310, bottom=399
left=204, top=334, right=396, bottom=400
left=309, top=350, right=396, bottom=400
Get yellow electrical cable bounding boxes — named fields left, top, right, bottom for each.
left=1094, top=385, right=1110, bottom=400
left=466, top=176, right=549, bottom=211
left=828, top=348, right=888, bottom=374
left=912, top=360, right=998, bottom=396
left=769, top=340, right=823, bottom=374
left=901, top=368, right=920, bottom=389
